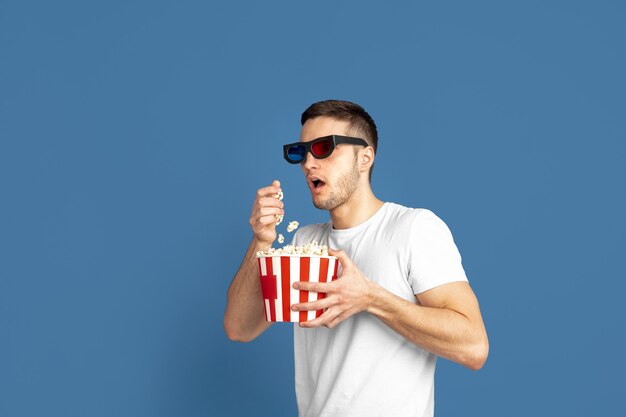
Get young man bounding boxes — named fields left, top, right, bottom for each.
left=224, top=100, right=489, bottom=417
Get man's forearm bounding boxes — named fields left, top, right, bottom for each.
left=367, top=283, right=489, bottom=370
left=224, top=239, right=271, bottom=342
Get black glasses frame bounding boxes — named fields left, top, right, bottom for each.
left=283, top=135, right=369, bottom=164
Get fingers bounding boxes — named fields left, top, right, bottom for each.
left=256, top=180, right=282, bottom=200
left=293, top=281, right=334, bottom=293
left=258, top=196, right=284, bottom=209
left=249, top=180, right=284, bottom=243
left=256, top=206, right=283, bottom=217
left=299, top=306, right=354, bottom=328
left=326, top=311, right=349, bottom=329
left=250, top=205, right=284, bottom=230
left=298, top=315, right=329, bottom=328
left=328, top=248, right=350, bottom=275
left=328, top=248, right=347, bottom=261
left=252, top=182, right=284, bottom=220
left=252, top=214, right=282, bottom=227
left=291, top=295, right=336, bottom=313
left=298, top=308, right=343, bottom=329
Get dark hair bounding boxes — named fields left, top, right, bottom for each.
left=301, top=100, right=378, bottom=180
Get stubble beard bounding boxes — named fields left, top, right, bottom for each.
left=313, top=156, right=360, bottom=211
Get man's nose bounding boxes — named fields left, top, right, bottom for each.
left=301, top=151, right=319, bottom=170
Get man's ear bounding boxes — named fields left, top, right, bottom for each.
left=359, top=147, right=375, bottom=173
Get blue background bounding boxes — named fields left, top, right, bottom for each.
left=1, top=1, right=625, bottom=416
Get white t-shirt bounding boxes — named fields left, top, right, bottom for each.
left=292, top=202, right=468, bottom=417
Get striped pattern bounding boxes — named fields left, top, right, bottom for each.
left=257, top=255, right=339, bottom=322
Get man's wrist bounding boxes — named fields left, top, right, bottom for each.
left=364, top=280, right=386, bottom=316
left=252, top=237, right=273, bottom=252
left=365, top=282, right=405, bottom=320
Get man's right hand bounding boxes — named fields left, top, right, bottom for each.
left=249, top=179, right=284, bottom=246
left=224, top=180, right=283, bottom=342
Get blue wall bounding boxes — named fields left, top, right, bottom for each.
left=1, top=1, right=625, bottom=416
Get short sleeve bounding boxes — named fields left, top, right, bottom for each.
left=290, top=228, right=300, bottom=247
left=406, top=210, right=468, bottom=294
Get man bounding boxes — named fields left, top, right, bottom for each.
left=224, top=100, right=489, bottom=417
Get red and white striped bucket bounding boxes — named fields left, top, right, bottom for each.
left=256, top=255, right=339, bottom=322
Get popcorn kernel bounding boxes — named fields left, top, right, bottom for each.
left=287, top=221, right=299, bottom=233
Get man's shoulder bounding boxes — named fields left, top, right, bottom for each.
left=384, top=202, right=438, bottom=224
left=385, top=202, right=455, bottom=242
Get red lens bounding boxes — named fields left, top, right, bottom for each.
left=311, top=138, right=333, bottom=157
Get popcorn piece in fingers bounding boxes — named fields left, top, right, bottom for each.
left=275, top=214, right=284, bottom=226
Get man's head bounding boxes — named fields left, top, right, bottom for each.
left=292, top=100, right=377, bottom=211
left=300, top=100, right=378, bottom=181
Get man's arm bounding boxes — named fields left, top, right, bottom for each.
left=368, top=281, right=488, bottom=370
left=223, top=181, right=283, bottom=342
left=292, top=249, right=489, bottom=370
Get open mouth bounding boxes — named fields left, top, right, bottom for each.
left=309, top=177, right=326, bottom=191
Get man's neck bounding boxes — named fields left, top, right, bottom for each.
left=329, top=184, right=384, bottom=230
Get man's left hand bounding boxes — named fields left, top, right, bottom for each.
left=291, top=248, right=375, bottom=328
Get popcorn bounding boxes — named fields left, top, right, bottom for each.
left=287, top=221, right=299, bottom=233
left=257, top=241, right=329, bottom=257
left=259, top=190, right=326, bottom=256
left=275, top=189, right=285, bottom=224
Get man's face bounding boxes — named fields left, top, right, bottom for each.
left=299, top=117, right=361, bottom=211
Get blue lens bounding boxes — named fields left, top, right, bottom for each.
left=288, top=145, right=306, bottom=162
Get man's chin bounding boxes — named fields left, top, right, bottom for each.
left=312, top=196, right=338, bottom=211
left=312, top=198, right=327, bottom=210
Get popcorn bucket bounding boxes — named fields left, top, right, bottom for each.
left=256, top=254, right=339, bottom=322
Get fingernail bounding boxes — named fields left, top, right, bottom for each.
left=293, top=283, right=299, bottom=289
